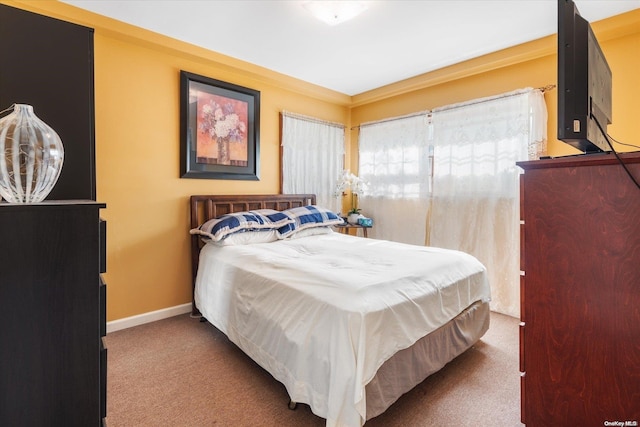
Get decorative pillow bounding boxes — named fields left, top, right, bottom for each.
left=278, top=205, right=344, bottom=238
left=286, top=226, right=334, bottom=240
left=214, top=229, right=279, bottom=246
left=190, top=210, right=293, bottom=242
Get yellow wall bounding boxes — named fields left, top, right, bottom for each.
left=350, top=9, right=640, bottom=167
left=4, top=1, right=639, bottom=321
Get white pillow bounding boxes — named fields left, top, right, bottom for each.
left=214, top=229, right=280, bottom=246
left=286, top=226, right=334, bottom=240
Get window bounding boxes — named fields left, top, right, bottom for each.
left=281, top=112, right=344, bottom=212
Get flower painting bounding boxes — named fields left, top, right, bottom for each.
left=180, top=71, right=260, bottom=180
left=196, top=93, right=248, bottom=166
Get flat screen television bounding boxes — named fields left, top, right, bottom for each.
left=557, top=0, right=612, bottom=153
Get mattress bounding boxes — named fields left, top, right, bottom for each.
left=194, top=232, right=491, bottom=427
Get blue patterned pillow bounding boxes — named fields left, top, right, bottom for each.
left=278, top=205, right=344, bottom=238
left=191, top=209, right=293, bottom=242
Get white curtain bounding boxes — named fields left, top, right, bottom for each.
left=429, top=88, right=547, bottom=317
left=358, top=114, right=431, bottom=245
left=281, top=112, right=344, bottom=212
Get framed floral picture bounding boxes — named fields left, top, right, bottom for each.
left=180, top=71, right=260, bottom=180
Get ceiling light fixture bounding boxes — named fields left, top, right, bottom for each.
left=302, top=1, right=369, bottom=26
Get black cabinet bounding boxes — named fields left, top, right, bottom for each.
left=0, top=201, right=107, bottom=426
left=0, top=4, right=96, bottom=201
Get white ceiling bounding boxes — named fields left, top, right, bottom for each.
left=60, top=0, right=640, bottom=96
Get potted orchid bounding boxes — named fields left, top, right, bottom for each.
left=334, top=170, right=367, bottom=224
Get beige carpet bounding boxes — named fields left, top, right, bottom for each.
left=104, top=311, right=522, bottom=426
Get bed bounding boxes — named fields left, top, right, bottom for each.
left=189, top=194, right=491, bottom=427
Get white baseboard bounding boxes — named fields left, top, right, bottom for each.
left=106, top=302, right=192, bottom=334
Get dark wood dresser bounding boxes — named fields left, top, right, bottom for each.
left=0, top=201, right=107, bottom=426
left=518, top=152, right=640, bottom=426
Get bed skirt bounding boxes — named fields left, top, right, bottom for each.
left=365, top=300, right=490, bottom=419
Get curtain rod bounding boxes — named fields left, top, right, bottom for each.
left=281, top=110, right=345, bottom=129
left=356, top=109, right=430, bottom=129
left=353, top=85, right=555, bottom=130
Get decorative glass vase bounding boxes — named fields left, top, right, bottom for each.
left=0, top=104, right=64, bottom=203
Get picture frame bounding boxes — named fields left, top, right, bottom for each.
left=180, top=71, right=260, bottom=180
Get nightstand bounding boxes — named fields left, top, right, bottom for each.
left=335, top=223, right=372, bottom=238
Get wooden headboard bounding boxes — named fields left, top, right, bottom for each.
left=189, top=194, right=316, bottom=315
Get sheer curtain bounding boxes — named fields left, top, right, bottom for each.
left=429, top=88, right=547, bottom=317
left=358, top=114, right=431, bottom=245
left=281, top=112, right=344, bottom=212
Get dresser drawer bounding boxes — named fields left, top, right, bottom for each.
left=100, top=337, right=107, bottom=419
left=520, top=372, right=526, bottom=424
left=520, top=274, right=526, bottom=322
left=99, top=219, right=107, bottom=273
left=519, top=321, right=525, bottom=373
left=100, top=276, right=107, bottom=337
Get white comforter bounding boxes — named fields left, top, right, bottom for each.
left=195, top=232, right=490, bottom=427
